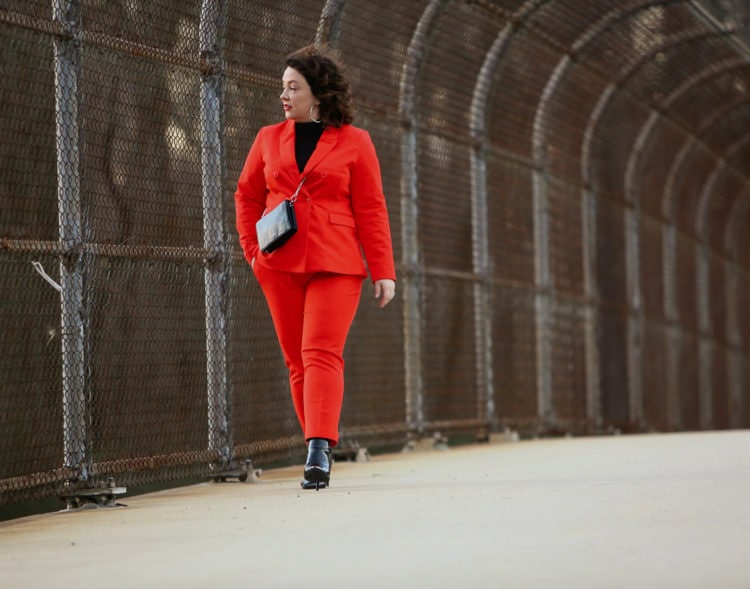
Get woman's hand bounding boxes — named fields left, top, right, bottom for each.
left=374, top=279, right=396, bottom=308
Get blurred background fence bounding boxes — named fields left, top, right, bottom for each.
left=2, top=0, right=750, bottom=509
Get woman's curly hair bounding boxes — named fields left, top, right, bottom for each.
left=286, top=45, right=354, bottom=128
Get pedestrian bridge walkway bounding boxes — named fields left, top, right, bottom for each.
left=1, top=430, right=748, bottom=588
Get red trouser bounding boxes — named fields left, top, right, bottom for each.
left=254, top=264, right=363, bottom=445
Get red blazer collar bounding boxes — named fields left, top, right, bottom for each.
left=280, top=120, right=340, bottom=177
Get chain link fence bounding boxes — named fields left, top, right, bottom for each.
left=1, top=0, right=749, bottom=510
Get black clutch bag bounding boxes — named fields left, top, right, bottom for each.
left=256, top=199, right=297, bottom=254
left=255, top=176, right=306, bottom=254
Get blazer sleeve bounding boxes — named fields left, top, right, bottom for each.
left=350, top=130, right=397, bottom=282
left=234, top=128, right=268, bottom=264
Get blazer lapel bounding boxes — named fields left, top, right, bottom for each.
left=279, top=120, right=298, bottom=177
left=302, top=126, right=339, bottom=175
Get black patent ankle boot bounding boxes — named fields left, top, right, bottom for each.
left=301, top=438, right=331, bottom=491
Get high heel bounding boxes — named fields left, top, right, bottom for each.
left=300, top=438, right=331, bottom=491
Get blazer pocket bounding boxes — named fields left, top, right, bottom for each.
left=328, top=212, right=356, bottom=229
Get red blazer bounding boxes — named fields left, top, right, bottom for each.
left=234, top=120, right=396, bottom=282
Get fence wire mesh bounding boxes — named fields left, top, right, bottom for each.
left=1, top=0, right=749, bottom=509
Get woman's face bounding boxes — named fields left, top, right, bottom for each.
left=280, top=66, right=319, bottom=123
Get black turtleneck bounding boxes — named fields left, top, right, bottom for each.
left=295, top=122, right=324, bottom=172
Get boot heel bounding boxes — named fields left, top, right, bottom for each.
left=301, top=438, right=332, bottom=490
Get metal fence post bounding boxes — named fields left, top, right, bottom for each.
left=531, top=166, right=552, bottom=428
left=663, top=224, right=682, bottom=429
left=696, top=245, right=713, bottom=429
left=532, top=57, right=568, bottom=428
left=471, top=28, right=515, bottom=436
left=52, top=0, right=88, bottom=481
left=469, top=143, right=494, bottom=436
left=582, top=188, right=601, bottom=428
left=398, top=0, right=445, bottom=441
left=459, top=0, right=554, bottom=442
left=200, top=0, right=231, bottom=467
left=726, top=259, right=743, bottom=428
left=626, top=206, right=644, bottom=428
left=727, top=193, right=750, bottom=427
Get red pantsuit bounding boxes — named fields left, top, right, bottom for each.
left=235, top=120, right=396, bottom=445
left=253, top=265, right=362, bottom=443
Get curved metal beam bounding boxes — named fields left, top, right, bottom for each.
left=662, top=138, right=699, bottom=221
left=581, top=0, right=738, bottom=184
left=581, top=83, right=616, bottom=187
left=578, top=26, right=744, bottom=242
left=581, top=26, right=747, bottom=219
left=688, top=131, right=750, bottom=433
left=469, top=0, right=559, bottom=432
left=537, top=1, right=706, bottom=429
left=571, top=10, right=744, bottom=431
left=556, top=7, right=721, bottom=430
left=696, top=133, right=750, bottom=240
left=665, top=94, right=750, bottom=222
left=470, top=4, right=533, bottom=139
left=315, top=0, right=347, bottom=46
left=692, top=136, right=750, bottom=409
left=695, top=159, right=728, bottom=241
left=468, top=15, right=511, bottom=437
left=688, top=0, right=750, bottom=60
left=584, top=28, right=728, bottom=197
left=625, top=69, right=750, bottom=369
left=470, top=0, right=555, bottom=144
left=660, top=116, right=750, bottom=431
left=398, top=0, right=447, bottom=438
left=624, top=57, right=750, bottom=206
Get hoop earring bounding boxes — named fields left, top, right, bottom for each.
left=310, top=105, right=321, bottom=124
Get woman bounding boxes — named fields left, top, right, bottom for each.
left=234, top=45, right=396, bottom=490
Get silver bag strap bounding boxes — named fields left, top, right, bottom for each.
left=290, top=176, right=307, bottom=203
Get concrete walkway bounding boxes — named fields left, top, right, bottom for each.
left=1, top=430, right=749, bottom=588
